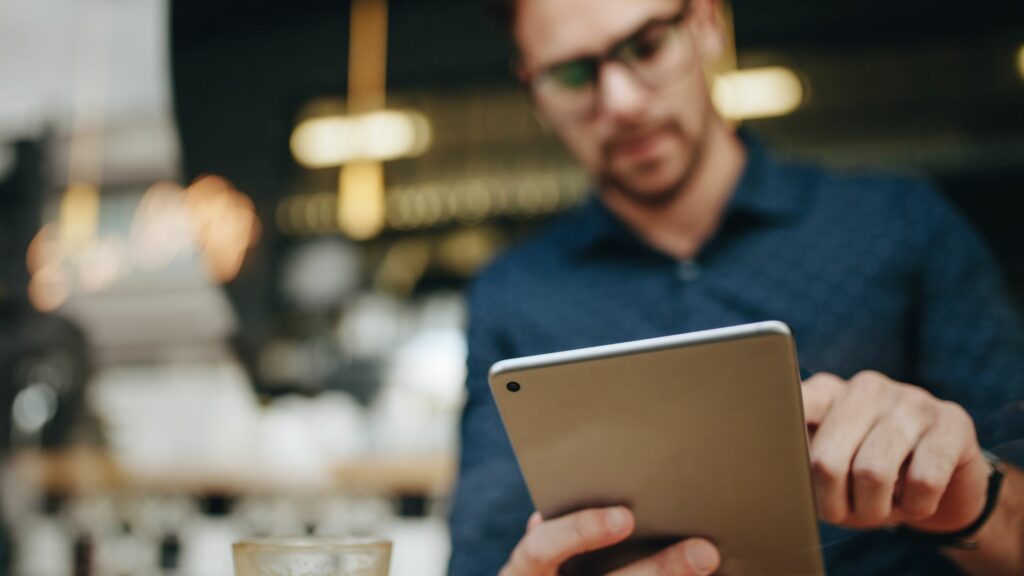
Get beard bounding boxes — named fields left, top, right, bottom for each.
left=598, top=119, right=706, bottom=208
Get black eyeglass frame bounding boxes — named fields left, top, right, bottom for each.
left=514, top=0, right=694, bottom=95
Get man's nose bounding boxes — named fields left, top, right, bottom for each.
left=595, top=61, right=648, bottom=123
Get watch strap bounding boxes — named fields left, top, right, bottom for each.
left=894, top=450, right=1005, bottom=550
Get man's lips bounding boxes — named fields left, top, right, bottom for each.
left=607, top=127, right=671, bottom=162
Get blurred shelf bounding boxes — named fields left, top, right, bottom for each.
left=9, top=447, right=455, bottom=498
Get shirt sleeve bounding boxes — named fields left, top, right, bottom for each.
left=447, top=271, right=534, bottom=576
left=904, top=182, right=1024, bottom=453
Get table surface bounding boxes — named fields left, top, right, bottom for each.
left=8, top=447, right=456, bottom=496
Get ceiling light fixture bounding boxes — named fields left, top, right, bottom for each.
left=713, top=66, right=805, bottom=121
left=290, top=110, right=432, bottom=169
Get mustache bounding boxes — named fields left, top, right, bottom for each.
left=602, top=121, right=683, bottom=157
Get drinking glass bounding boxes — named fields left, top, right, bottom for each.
left=233, top=536, right=391, bottom=576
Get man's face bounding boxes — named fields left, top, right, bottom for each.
left=515, top=0, right=722, bottom=204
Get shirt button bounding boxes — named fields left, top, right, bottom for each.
left=677, top=259, right=701, bottom=282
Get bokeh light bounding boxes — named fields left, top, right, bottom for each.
left=28, top=262, right=72, bottom=313
left=290, top=110, right=433, bottom=168
left=130, top=180, right=192, bottom=270
left=183, top=175, right=262, bottom=283
left=713, top=67, right=805, bottom=121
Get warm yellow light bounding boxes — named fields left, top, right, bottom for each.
left=27, top=225, right=62, bottom=276
left=59, top=183, right=100, bottom=251
left=349, top=0, right=389, bottom=112
left=1017, top=45, right=1024, bottom=80
left=290, top=110, right=432, bottom=168
left=183, top=175, right=261, bottom=283
left=129, top=177, right=260, bottom=283
left=28, top=264, right=71, bottom=313
left=130, top=181, right=191, bottom=270
left=712, top=67, right=804, bottom=121
left=338, top=162, right=386, bottom=240
left=78, top=237, right=127, bottom=292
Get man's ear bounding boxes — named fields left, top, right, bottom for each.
left=514, top=59, right=554, bottom=131
left=689, top=0, right=729, bottom=66
left=531, top=106, right=553, bottom=132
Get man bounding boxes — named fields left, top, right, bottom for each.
left=448, top=0, right=1024, bottom=574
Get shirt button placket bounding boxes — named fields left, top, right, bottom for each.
left=676, top=259, right=701, bottom=283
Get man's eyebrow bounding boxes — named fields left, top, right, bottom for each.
left=619, top=10, right=680, bottom=42
left=540, top=9, right=681, bottom=69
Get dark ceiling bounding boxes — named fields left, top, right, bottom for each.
left=172, top=0, right=1024, bottom=86
left=170, top=0, right=1024, bottom=197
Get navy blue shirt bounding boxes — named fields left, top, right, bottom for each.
left=449, top=138, right=1024, bottom=575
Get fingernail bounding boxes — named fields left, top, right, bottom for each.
left=606, top=508, right=628, bottom=533
left=685, top=540, right=719, bottom=575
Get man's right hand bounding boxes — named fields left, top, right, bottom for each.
left=499, top=507, right=721, bottom=576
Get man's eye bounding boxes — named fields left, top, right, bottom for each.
left=623, top=27, right=670, bottom=62
left=550, top=61, right=594, bottom=89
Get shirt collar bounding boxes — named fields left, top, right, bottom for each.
left=725, top=129, right=805, bottom=221
left=564, top=129, right=806, bottom=258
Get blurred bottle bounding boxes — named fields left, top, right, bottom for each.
left=95, top=520, right=158, bottom=576
left=72, top=532, right=93, bottom=576
left=13, top=494, right=73, bottom=576
left=159, top=532, right=182, bottom=575
left=179, top=494, right=243, bottom=576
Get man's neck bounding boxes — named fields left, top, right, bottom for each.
left=599, top=125, right=747, bottom=261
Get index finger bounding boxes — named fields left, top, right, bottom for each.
left=801, top=372, right=846, bottom=426
left=503, top=507, right=635, bottom=576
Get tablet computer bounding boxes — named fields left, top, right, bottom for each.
left=488, top=321, right=824, bottom=575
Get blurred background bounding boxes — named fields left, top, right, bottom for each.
left=0, top=0, right=1022, bottom=574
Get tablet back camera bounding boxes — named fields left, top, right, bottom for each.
left=507, top=382, right=521, bottom=393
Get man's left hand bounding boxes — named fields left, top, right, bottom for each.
left=802, top=371, right=991, bottom=533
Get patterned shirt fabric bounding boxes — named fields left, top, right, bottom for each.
left=448, top=133, right=1024, bottom=576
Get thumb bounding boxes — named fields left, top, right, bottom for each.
left=608, top=537, right=720, bottom=576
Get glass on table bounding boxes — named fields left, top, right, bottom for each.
left=232, top=536, right=391, bottom=576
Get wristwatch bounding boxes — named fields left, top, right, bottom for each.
left=895, top=450, right=1006, bottom=550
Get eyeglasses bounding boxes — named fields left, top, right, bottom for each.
left=519, top=0, right=694, bottom=120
